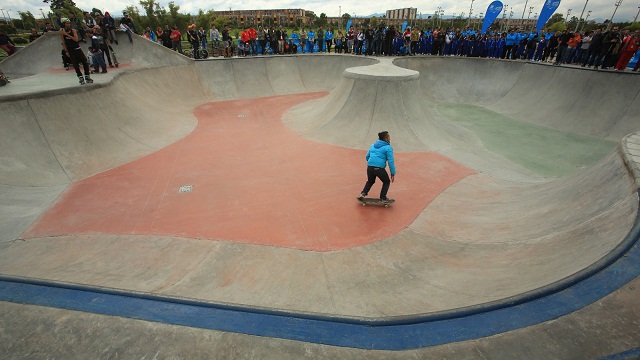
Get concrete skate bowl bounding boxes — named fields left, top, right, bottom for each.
left=1, top=33, right=640, bottom=349
left=279, top=56, right=640, bottom=313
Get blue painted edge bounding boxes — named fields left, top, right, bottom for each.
left=599, top=347, right=640, bottom=360
left=1, top=192, right=639, bottom=350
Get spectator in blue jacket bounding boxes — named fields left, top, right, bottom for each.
left=358, top=131, right=396, bottom=203
left=325, top=27, right=333, bottom=52
left=307, top=29, right=315, bottom=53
left=504, top=30, right=517, bottom=59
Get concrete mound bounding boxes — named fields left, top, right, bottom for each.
left=282, top=58, right=482, bottom=152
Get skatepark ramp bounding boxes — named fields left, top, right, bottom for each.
left=283, top=56, right=640, bottom=152
left=0, top=31, right=639, bottom=353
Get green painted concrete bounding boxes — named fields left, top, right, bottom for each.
left=437, top=103, right=616, bottom=178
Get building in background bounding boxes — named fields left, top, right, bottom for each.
left=386, top=8, right=417, bottom=20
left=212, top=9, right=307, bottom=26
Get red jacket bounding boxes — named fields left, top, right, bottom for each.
left=241, top=30, right=250, bottom=43
left=249, top=28, right=257, bottom=40
left=170, top=30, right=181, bottom=42
left=622, top=35, right=639, bottom=53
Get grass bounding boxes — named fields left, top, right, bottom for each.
left=437, top=103, right=616, bottom=178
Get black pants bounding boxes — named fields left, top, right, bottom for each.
left=102, top=46, right=113, bottom=66
left=69, top=47, right=90, bottom=77
left=375, top=39, right=383, bottom=55
left=503, top=45, right=513, bottom=59
left=432, top=40, right=441, bottom=55
left=61, top=49, right=71, bottom=67
left=555, top=45, right=568, bottom=64
left=361, top=166, right=391, bottom=200
left=190, top=41, right=200, bottom=58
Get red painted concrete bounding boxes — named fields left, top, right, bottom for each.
left=24, top=93, right=475, bottom=251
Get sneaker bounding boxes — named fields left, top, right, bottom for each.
left=100, top=70, right=107, bottom=73
left=64, top=66, right=69, bottom=70
left=380, top=198, right=392, bottom=203
left=84, top=76, right=93, bottom=84
left=78, top=76, right=85, bottom=85
left=357, top=193, right=366, bottom=200
left=109, top=64, right=114, bottom=68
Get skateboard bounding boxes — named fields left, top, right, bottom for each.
left=109, top=45, right=119, bottom=67
left=357, top=197, right=395, bottom=208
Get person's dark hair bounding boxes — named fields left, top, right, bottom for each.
left=378, top=131, right=389, bottom=140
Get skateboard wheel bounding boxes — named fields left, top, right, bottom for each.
left=361, top=202, right=366, bottom=206
left=384, top=204, right=389, bottom=208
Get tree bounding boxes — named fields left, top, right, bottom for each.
left=154, top=3, right=168, bottom=25
left=140, top=0, right=160, bottom=29
left=548, top=21, right=566, bottom=32
left=305, top=10, right=317, bottom=27
left=581, top=20, right=598, bottom=33
left=46, top=0, right=83, bottom=25
left=318, top=13, right=328, bottom=27
left=212, top=16, right=229, bottom=31
left=625, top=22, right=640, bottom=31
left=10, top=19, right=24, bottom=30
left=196, top=9, right=215, bottom=30
left=0, top=24, right=17, bottom=34
left=46, top=0, right=79, bottom=14
left=168, top=1, right=180, bottom=24
left=19, top=11, right=37, bottom=30
left=167, top=1, right=190, bottom=29
left=544, top=13, right=564, bottom=29
left=43, top=0, right=77, bottom=9
left=370, top=16, right=379, bottom=27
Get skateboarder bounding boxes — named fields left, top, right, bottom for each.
left=358, top=131, right=396, bottom=203
left=59, top=18, right=93, bottom=85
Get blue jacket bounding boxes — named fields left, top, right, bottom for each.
left=366, top=140, right=396, bottom=175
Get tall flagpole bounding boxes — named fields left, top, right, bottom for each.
left=575, top=0, right=589, bottom=32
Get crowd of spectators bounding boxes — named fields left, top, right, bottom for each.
left=142, top=21, right=640, bottom=71
left=4, top=10, right=640, bottom=72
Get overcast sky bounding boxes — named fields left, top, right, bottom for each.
left=3, top=0, right=637, bottom=23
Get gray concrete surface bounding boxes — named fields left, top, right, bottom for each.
left=1, top=31, right=639, bottom=358
left=1, top=276, right=638, bottom=359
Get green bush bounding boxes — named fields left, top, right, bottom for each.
left=0, top=24, right=17, bottom=34
left=624, top=23, right=640, bottom=31
left=13, top=37, right=28, bottom=45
